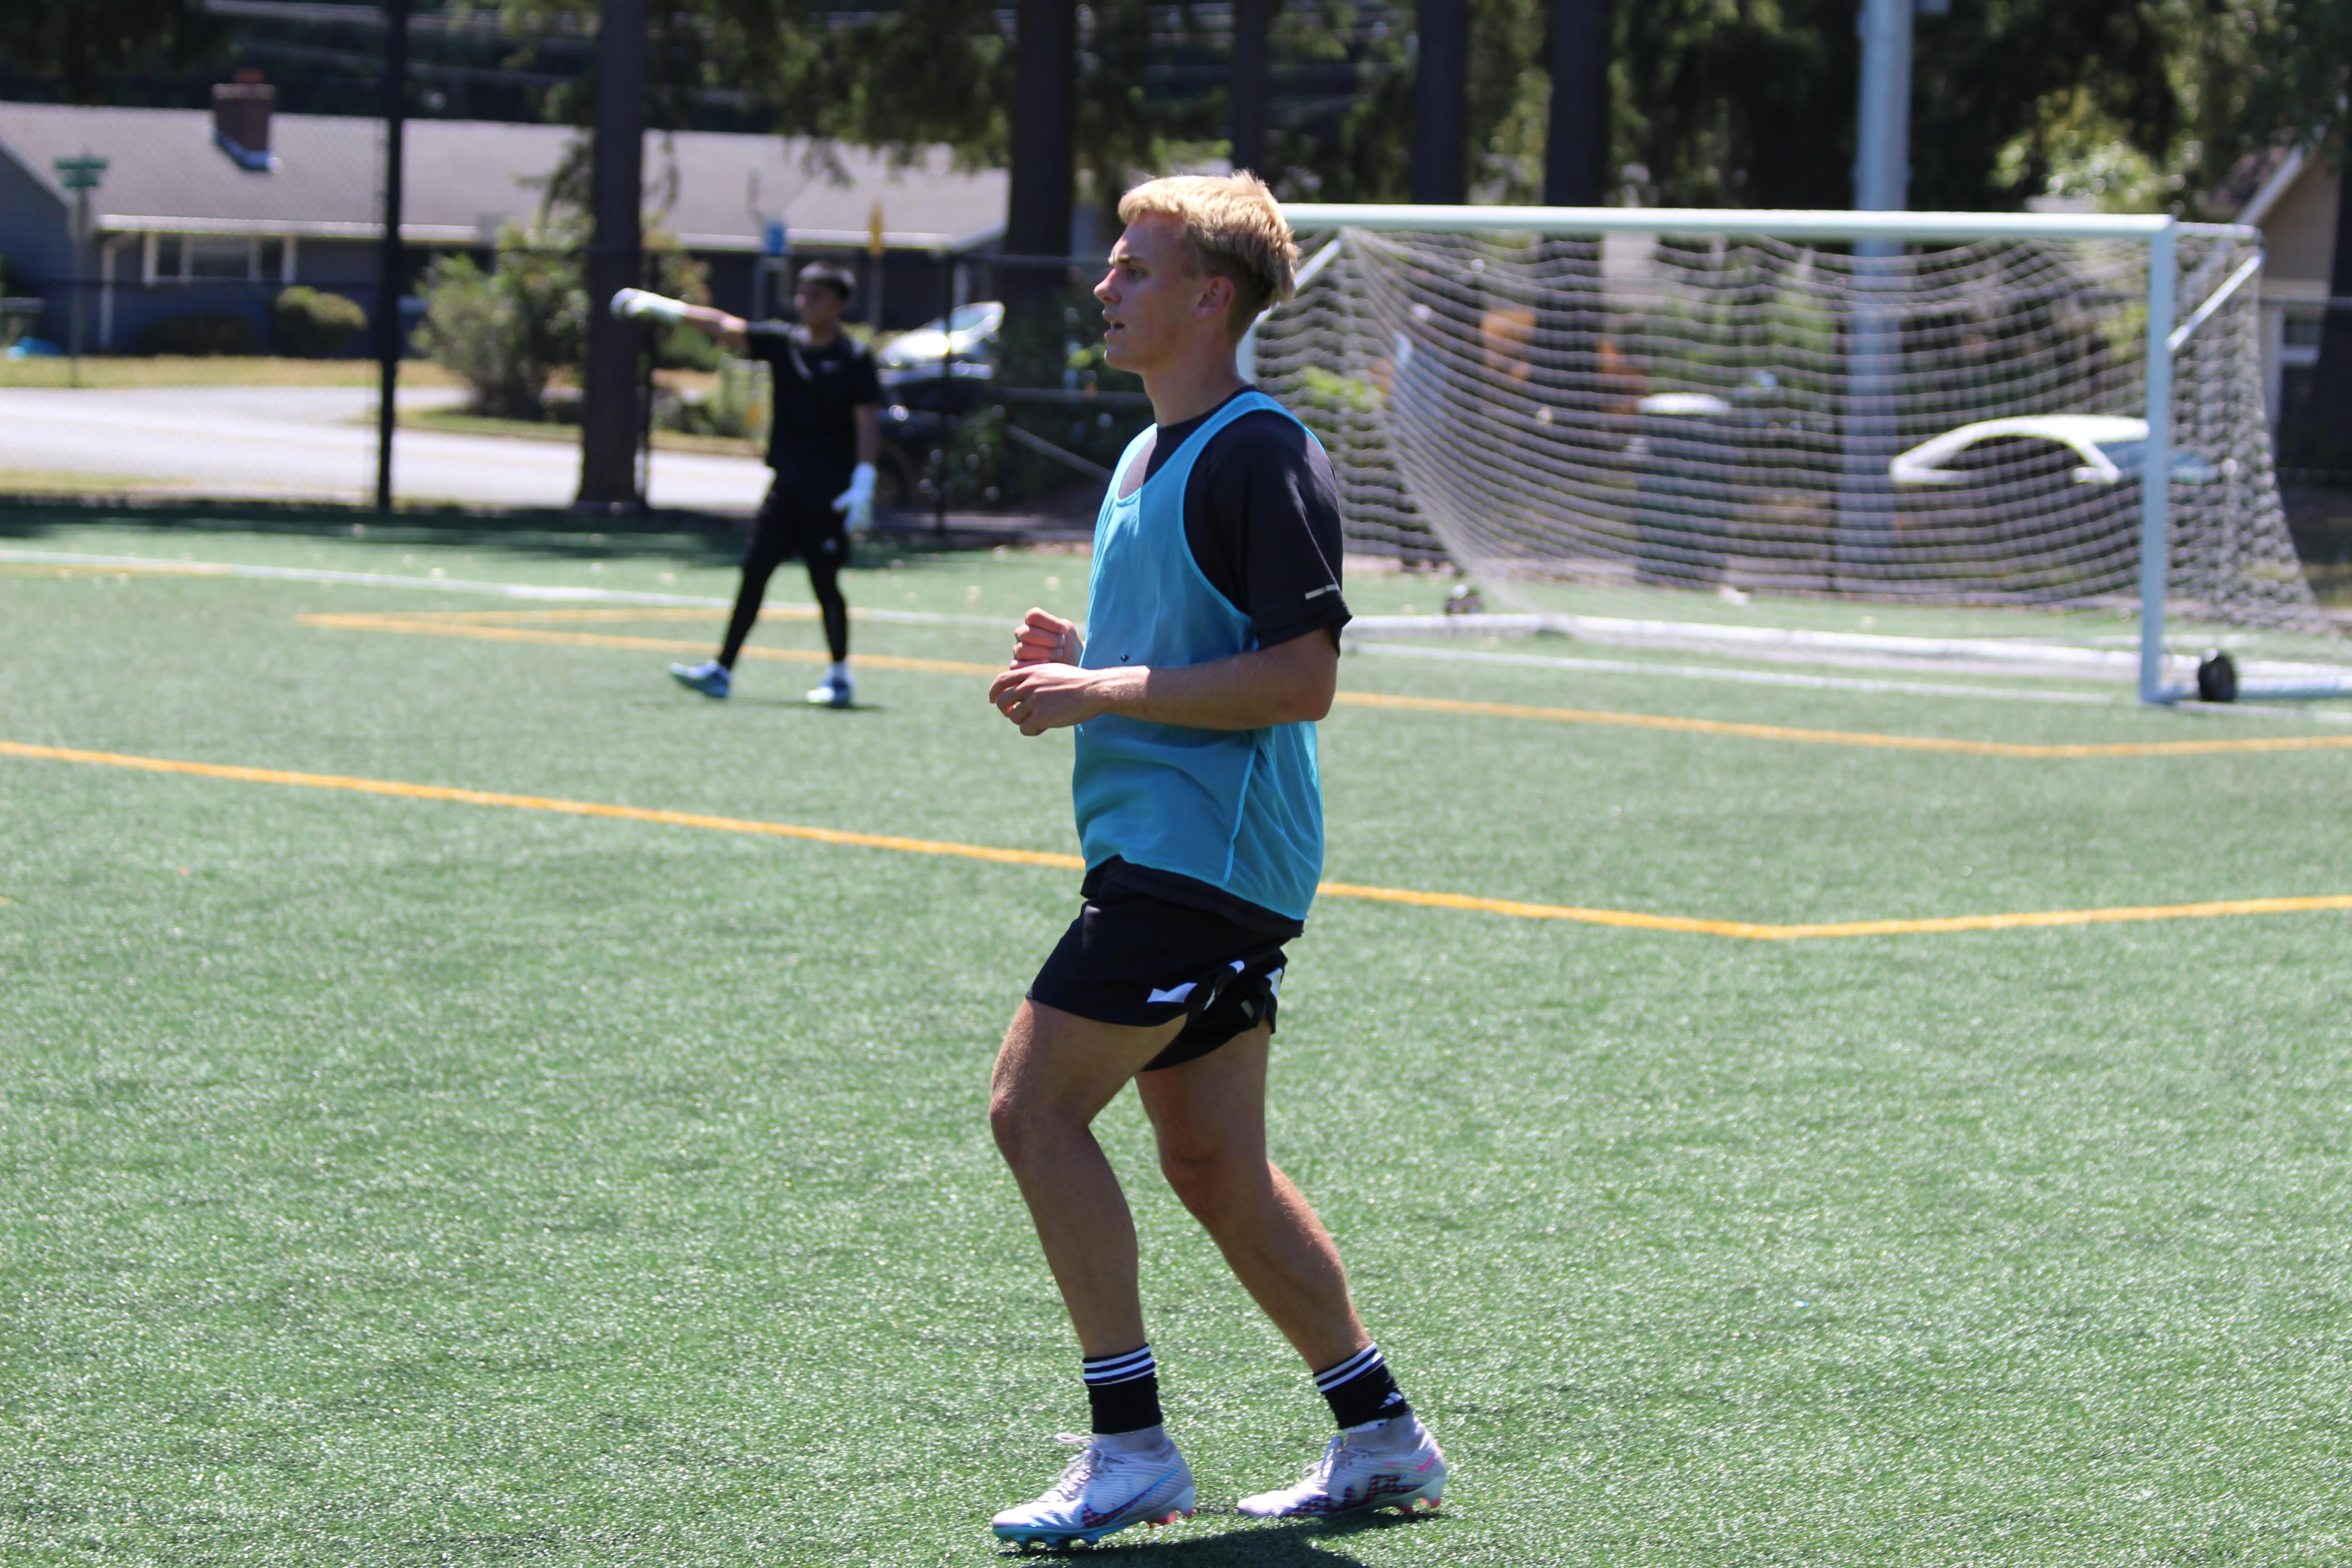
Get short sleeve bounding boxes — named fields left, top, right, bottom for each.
left=849, top=344, right=882, bottom=405
left=740, top=321, right=794, bottom=371
left=1186, top=412, right=1350, bottom=650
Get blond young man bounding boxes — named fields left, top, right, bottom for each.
left=982, top=174, right=1446, bottom=1548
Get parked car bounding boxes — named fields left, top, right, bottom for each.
left=1891, top=415, right=2224, bottom=486
left=877, top=300, right=1002, bottom=388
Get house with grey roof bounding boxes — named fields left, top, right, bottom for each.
left=2225, top=140, right=2346, bottom=440
left=0, top=84, right=1009, bottom=353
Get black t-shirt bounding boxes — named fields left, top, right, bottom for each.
left=1095, top=387, right=1352, bottom=938
left=1141, top=388, right=1352, bottom=654
left=743, top=322, right=881, bottom=478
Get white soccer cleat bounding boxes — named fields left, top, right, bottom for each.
left=804, top=671, right=853, bottom=709
left=1236, top=1420, right=1448, bottom=1519
left=990, top=1434, right=1196, bottom=1548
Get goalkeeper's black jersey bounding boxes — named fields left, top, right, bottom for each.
left=742, top=322, right=881, bottom=480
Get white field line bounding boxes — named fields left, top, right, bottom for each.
left=1348, top=640, right=2122, bottom=706
left=0, top=547, right=1013, bottom=628
left=15, top=544, right=2347, bottom=718
left=1348, top=611, right=2352, bottom=686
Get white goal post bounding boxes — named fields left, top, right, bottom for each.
left=1250, top=204, right=2348, bottom=705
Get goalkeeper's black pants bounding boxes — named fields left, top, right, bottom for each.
left=720, top=477, right=851, bottom=668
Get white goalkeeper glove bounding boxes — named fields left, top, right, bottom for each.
left=610, top=287, right=688, bottom=325
left=832, top=463, right=877, bottom=534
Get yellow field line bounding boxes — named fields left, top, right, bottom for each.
left=397, top=606, right=757, bottom=624
left=296, top=612, right=1001, bottom=676
left=0, top=740, right=1081, bottom=869
left=304, top=611, right=2352, bottom=760
left=8, top=739, right=2350, bottom=941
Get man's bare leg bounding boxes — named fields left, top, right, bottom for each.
left=1139, top=1024, right=1446, bottom=1519
left=987, top=999, right=1183, bottom=1355
left=988, top=1001, right=1201, bottom=1546
left=1132, top=1024, right=1368, bottom=1372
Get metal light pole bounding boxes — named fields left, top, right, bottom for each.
left=52, top=152, right=108, bottom=388
left=1837, top=0, right=1913, bottom=580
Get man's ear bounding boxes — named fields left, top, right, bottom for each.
left=1195, top=273, right=1237, bottom=323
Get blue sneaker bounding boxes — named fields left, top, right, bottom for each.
left=805, top=669, right=853, bottom=709
left=669, top=660, right=730, bottom=699
left=991, top=1434, right=1195, bottom=1548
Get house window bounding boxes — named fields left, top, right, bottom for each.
left=187, top=239, right=250, bottom=280
left=145, top=235, right=294, bottom=285
left=2282, top=308, right=2323, bottom=368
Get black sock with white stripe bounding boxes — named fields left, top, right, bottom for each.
left=1315, top=1343, right=1411, bottom=1430
left=1083, top=1344, right=1164, bottom=1436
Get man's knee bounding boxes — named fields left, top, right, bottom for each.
left=987, top=1065, right=1087, bottom=1170
left=1156, top=1131, right=1262, bottom=1220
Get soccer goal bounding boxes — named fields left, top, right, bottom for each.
left=1249, top=204, right=2350, bottom=704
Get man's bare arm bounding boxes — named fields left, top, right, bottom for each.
left=854, top=403, right=880, bottom=466
left=671, top=303, right=749, bottom=353
left=988, top=623, right=1338, bottom=737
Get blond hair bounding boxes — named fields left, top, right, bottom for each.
left=1117, top=172, right=1299, bottom=337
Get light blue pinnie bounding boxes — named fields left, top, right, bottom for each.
left=1070, top=391, right=1328, bottom=922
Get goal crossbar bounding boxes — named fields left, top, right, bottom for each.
left=1268, top=204, right=2337, bottom=706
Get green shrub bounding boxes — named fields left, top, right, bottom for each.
left=413, top=240, right=581, bottom=419
left=412, top=214, right=710, bottom=420
left=662, top=355, right=768, bottom=440
left=272, top=286, right=368, bottom=358
left=141, top=312, right=257, bottom=356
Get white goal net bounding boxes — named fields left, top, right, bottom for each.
left=1254, top=206, right=2342, bottom=691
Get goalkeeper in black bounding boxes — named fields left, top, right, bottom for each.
left=615, top=261, right=882, bottom=708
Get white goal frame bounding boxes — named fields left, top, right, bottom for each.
left=1263, top=203, right=2333, bottom=706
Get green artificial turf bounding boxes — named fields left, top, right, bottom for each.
left=3, top=517, right=2350, bottom=1565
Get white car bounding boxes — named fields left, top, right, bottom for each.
left=877, top=301, right=1003, bottom=385
left=1890, top=415, right=2224, bottom=486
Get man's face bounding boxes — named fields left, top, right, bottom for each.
left=794, top=281, right=846, bottom=329
left=1093, top=213, right=1233, bottom=373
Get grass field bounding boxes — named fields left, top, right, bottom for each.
left=4, top=515, right=2350, bottom=1566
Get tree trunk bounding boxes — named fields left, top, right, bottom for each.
left=1541, top=0, right=1607, bottom=206
left=575, top=0, right=647, bottom=510
left=1231, top=0, right=1271, bottom=179
left=1005, top=0, right=1076, bottom=265
left=1410, top=0, right=1468, bottom=205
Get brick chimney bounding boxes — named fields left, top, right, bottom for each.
left=212, top=69, right=276, bottom=170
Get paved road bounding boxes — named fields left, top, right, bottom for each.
left=0, top=385, right=769, bottom=512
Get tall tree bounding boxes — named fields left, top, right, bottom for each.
left=0, top=0, right=221, bottom=101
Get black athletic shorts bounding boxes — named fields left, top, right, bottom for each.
left=1028, top=871, right=1290, bottom=1073
left=751, top=470, right=851, bottom=564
